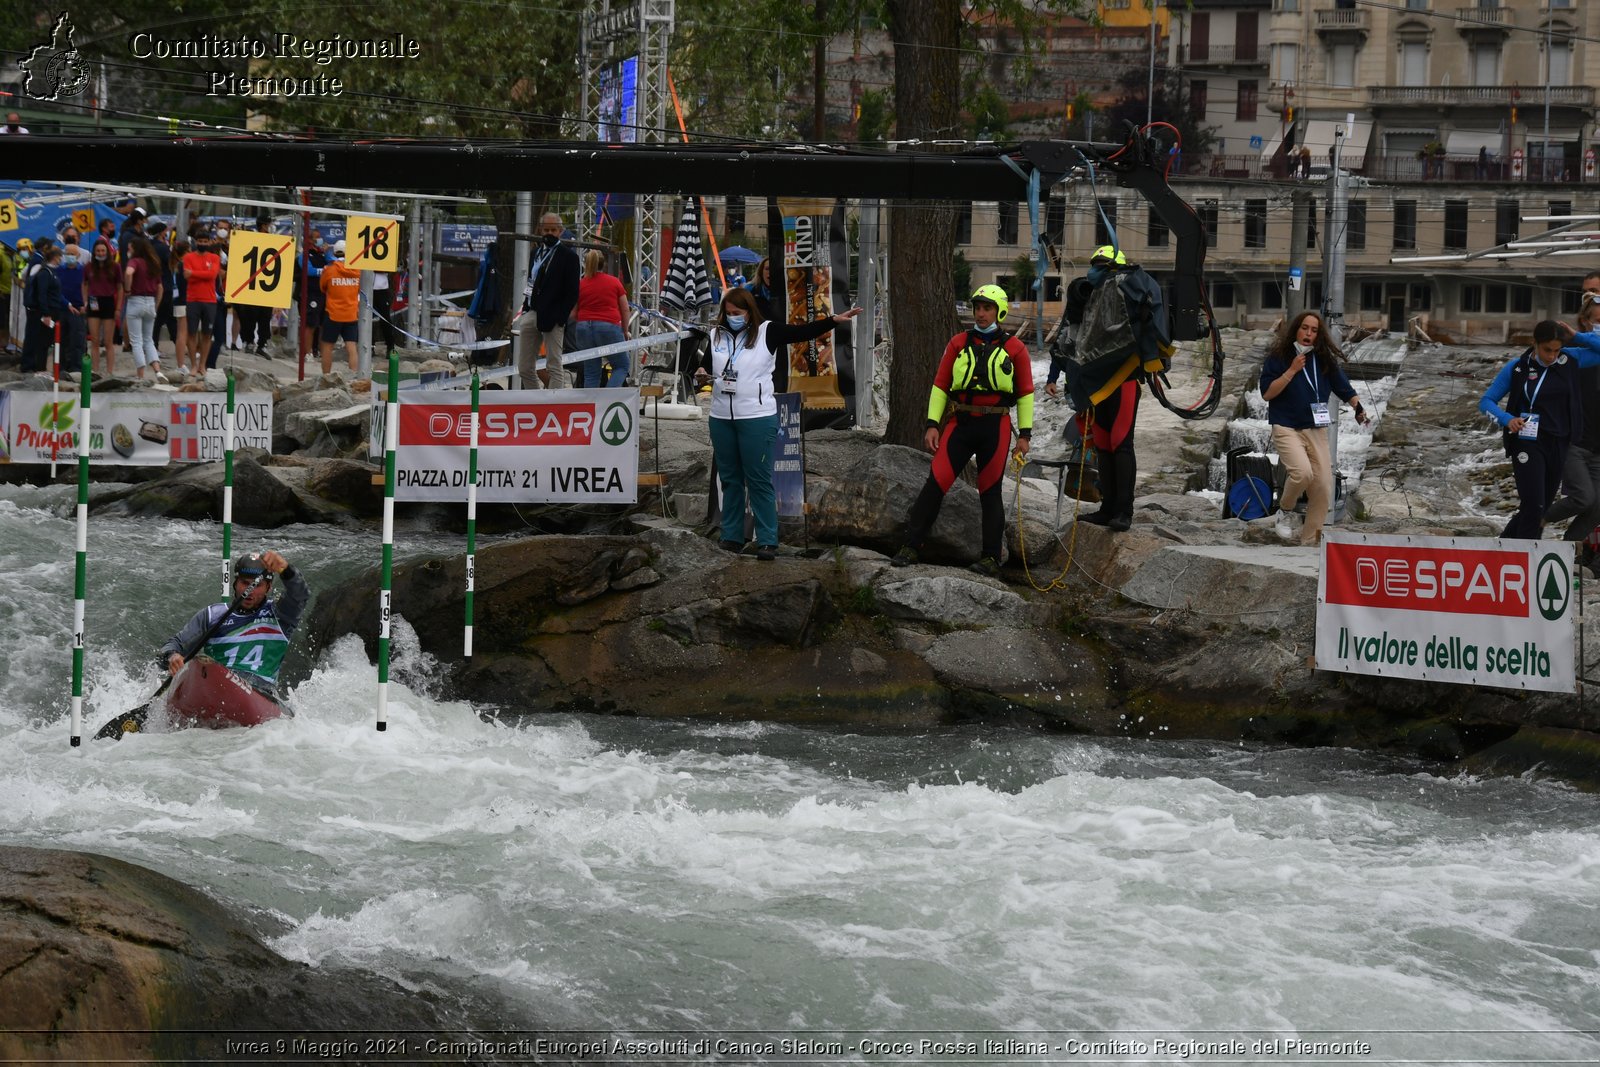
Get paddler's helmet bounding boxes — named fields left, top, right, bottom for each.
left=234, top=552, right=272, bottom=582
left=970, top=283, right=1009, bottom=323
left=1091, top=245, right=1128, bottom=266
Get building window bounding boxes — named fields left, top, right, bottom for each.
left=1562, top=288, right=1582, bottom=314
left=1486, top=285, right=1507, bottom=314
left=725, top=197, right=745, bottom=235
left=1395, top=200, right=1417, bottom=250
left=1262, top=280, right=1284, bottom=309
left=1272, top=43, right=1300, bottom=86
left=1190, top=81, right=1208, bottom=120
left=1443, top=200, right=1469, bottom=250
left=1462, top=284, right=1483, bottom=313
left=955, top=202, right=972, bottom=245
left=1148, top=206, right=1169, bottom=248
left=1046, top=198, right=1065, bottom=244
left=1409, top=283, right=1432, bottom=310
left=1548, top=41, right=1572, bottom=87
left=1198, top=202, right=1218, bottom=248
left=1042, top=276, right=1063, bottom=301
left=1512, top=285, right=1533, bottom=314
left=1095, top=198, right=1119, bottom=248
left=1405, top=0, right=1428, bottom=9
left=1401, top=42, right=1427, bottom=87
left=1308, top=280, right=1324, bottom=309
left=1549, top=200, right=1572, bottom=217
left=997, top=200, right=1018, bottom=245
left=1330, top=44, right=1357, bottom=88
left=1360, top=283, right=1384, bottom=311
left=1210, top=280, right=1235, bottom=308
left=1237, top=81, right=1259, bottom=122
left=1244, top=199, right=1267, bottom=249
left=1347, top=200, right=1366, bottom=251
left=1494, top=199, right=1518, bottom=246
left=1472, top=45, right=1499, bottom=85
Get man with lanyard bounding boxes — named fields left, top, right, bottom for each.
left=159, top=551, right=310, bottom=702
left=514, top=212, right=580, bottom=389
left=891, top=284, right=1033, bottom=578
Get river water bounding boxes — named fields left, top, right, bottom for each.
left=2, top=482, right=1598, bottom=1064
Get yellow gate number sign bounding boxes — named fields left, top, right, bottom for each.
left=0, top=200, right=17, bottom=232
left=226, top=231, right=297, bottom=310
left=72, top=208, right=95, bottom=233
left=345, top=216, right=399, bottom=272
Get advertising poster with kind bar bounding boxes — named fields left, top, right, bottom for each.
left=1315, top=531, right=1576, bottom=693
left=783, top=211, right=835, bottom=377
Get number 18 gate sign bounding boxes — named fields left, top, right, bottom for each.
left=1315, top=531, right=1575, bottom=693
left=384, top=389, right=640, bottom=503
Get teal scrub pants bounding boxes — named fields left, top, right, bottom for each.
left=709, top=414, right=778, bottom=545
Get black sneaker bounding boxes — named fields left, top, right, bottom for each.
left=890, top=546, right=918, bottom=567
left=756, top=544, right=777, bottom=561
left=968, top=556, right=1001, bottom=579
left=718, top=539, right=743, bottom=553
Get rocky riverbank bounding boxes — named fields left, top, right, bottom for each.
left=6, top=331, right=1599, bottom=789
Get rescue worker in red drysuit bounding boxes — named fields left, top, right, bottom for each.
left=891, top=285, right=1034, bottom=578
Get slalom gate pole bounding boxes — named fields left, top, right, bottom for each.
left=68, top=355, right=91, bottom=746
left=377, top=351, right=399, bottom=731
left=221, top=372, right=236, bottom=597
left=49, top=321, right=61, bottom=478
left=464, top=369, right=479, bottom=657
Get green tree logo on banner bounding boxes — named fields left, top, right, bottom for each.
left=599, top=402, right=633, bottom=447
left=1536, top=552, right=1572, bottom=621
left=37, top=398, right=76, bottom=432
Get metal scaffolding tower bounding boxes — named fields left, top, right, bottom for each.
left=579, top=0, right=675, bottom=313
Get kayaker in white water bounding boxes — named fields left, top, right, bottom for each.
left=159, top=551, right=310, bottom=699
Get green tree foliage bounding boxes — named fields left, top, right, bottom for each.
left=1104, top=64, right=1217, bottom=165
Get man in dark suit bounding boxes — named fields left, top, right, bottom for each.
left=515, top=212, right=581, bottom=389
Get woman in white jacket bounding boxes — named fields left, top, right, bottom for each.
left=695, top=287, right=860, bottom=559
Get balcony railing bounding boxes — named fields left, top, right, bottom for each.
left=1172, top=152, right=1592, bottom=185
left=1369, top=84, right=1593, bottom=107
left=1177, top=44, right=1262, bottom=65
left=1455, top=5, right=1511, bottom=27
left=1314, top=8, right=1370, bottom=31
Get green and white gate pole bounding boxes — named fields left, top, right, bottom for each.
left=377, top=352, right=399, bottom=731
left=464, top=369, right=479, bottom=657
left=68, top=356, right=92, bottom=746
left=221, top=372, right=236, bottom=597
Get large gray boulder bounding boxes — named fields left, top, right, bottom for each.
left=0, top=846, right=523, bottom=1063
left=812, top=444, right=982, bottom=562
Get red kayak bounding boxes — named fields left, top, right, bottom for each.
left=164, top=656, right=288, bottom=729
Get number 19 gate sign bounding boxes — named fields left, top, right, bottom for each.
left=384, top=389, right=640, bottom=503
left=1315, top=531, right=1576, bottom=693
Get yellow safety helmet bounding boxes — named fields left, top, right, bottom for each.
left=1091, top=245, right=1128, bottom=266
left=15, top=238, right=32, bottom=253
left=970, top=283, right=1009, bottom=322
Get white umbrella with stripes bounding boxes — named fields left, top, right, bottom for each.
left=660, top=196, right=715, bottom=310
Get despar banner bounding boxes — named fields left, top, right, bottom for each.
left=780, top=199, right=854, bottom=422
left=6, top=391, right=273, bottom=465
left=1314, top=531, right=1576, bottom=694
left=377, top=388, right=640, bottom=503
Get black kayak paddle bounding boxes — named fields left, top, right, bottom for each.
left=92, top=573, right=268, bottom=741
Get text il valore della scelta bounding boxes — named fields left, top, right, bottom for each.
left=126, top=32, right=422, bottom=98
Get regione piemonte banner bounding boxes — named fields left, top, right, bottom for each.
left=1315, top=531, right=1576, bottom=694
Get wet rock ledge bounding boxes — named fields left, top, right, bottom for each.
left=0, top=846, right=524, bottom=1063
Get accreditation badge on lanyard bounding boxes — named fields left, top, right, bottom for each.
left=1520, top=364, right=1548, bottom=439
left=1303, top=359, right=1331, bottom=426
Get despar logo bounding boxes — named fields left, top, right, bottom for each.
left=399, top=403, right=595, bottom=447
left=1535, top=551, right=1572, bottom=622
left=1323, top=541, right=1530, bottom=619
left=598, top=401, right=633, bottom=446
left=20, top=12, right=91, bottom=102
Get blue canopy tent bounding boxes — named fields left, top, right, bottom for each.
left=717, top=245, right=761, bottom=266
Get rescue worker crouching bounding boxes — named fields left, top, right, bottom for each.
left=891, top=285, right=1034, bottom=578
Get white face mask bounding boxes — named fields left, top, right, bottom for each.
left=1294, top=341, right=1313, bottom=357
left=725, top=313, right=747, bottom=330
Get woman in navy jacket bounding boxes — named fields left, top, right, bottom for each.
left=1480, top=320, right=1598, bottom=539
left=1260, top=310, right=1369, bottom=545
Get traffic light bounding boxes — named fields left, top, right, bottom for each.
left=1285, top=105, right=1294, bottom=124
